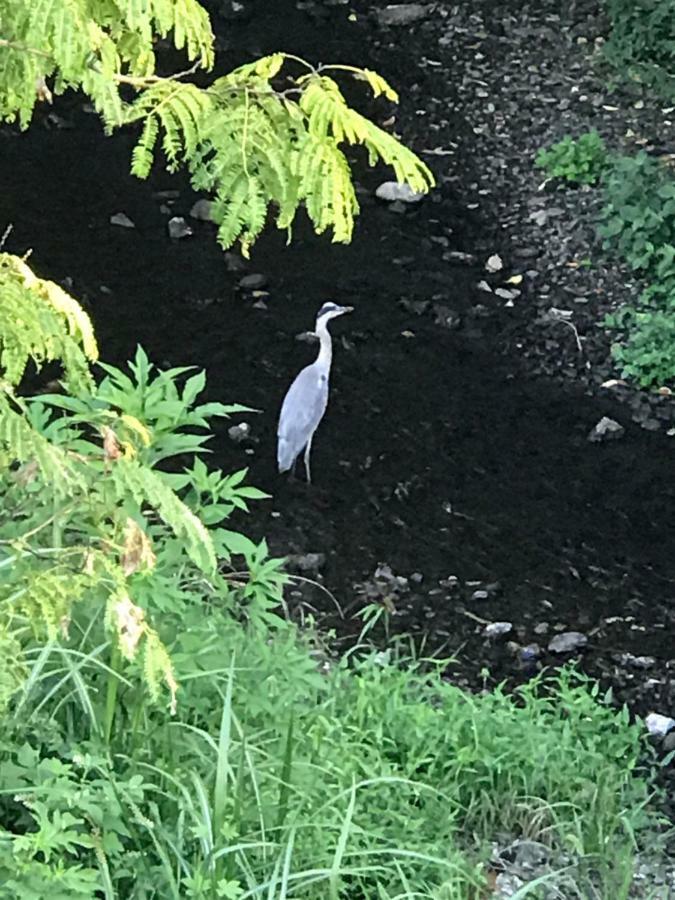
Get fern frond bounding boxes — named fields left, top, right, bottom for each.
left=0, top=253, right=97, bottom=388
left=131, top=114, right=159, bottom=178
left=0, top=395, right=84, bottom=492
left=297, top=137, right=358, bottom=241
left=0, top=622, right=28, bottom=715
left=112, top=458, right=216, bottom=574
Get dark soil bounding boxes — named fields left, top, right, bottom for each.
left=1, top=0, right=675, bottom=726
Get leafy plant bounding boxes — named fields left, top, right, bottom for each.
left=598, top=154, right=675, bottom=384
left=0, top=4, right=433, bottom=255
left=604, top=0, right=675, bottom=98
left=0, top=254, right=283, bottom=716
left=599, top=152, right=675, bottom=271
left=535, top=131, right=608, bottom=185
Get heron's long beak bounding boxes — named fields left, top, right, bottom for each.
left=341, top=306, right=354, bottom=314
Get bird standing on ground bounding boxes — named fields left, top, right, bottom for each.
left=277, top=302, right=353, bottom=483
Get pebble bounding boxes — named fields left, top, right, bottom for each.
left=471, top=589, right=490, bottom=602
left=485, top=253, right=503, bottom=273
left=167, top=217, right=192, bottom=239
left=548, top=631, right=588, bottom=653
left=227, top=422, right=251, bottom=443
left=588, top=416, right=625, bottom=443
left=190, top=199, right=215, bottom=221
left=645, top=713, right=675, bottom=737
left=239, top=273, right=268, bottom=290
left=375, top=3, right=429, bottom=27
left=520, top=643, right=543, bottom=662
left=375, top=181, right=425, bottom=203
left=443, top=250, right=476, bottom=265
left=484, top=621, right=513, bottom=638
left=110, top=212, right=135, bottom=228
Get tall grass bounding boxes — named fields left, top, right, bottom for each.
left=0, top=605, right=664, bottom=898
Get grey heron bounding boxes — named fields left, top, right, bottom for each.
left=277, top=302, right=353, bottom=483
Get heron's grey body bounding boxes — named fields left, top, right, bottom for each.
left=277, top=302, right=353, bottom=482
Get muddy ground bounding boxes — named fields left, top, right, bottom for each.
left=1, top=0, right=674, bottom=731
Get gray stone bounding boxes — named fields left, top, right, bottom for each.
left=239, top=273, right=268, bottom=290
left=646, top=712, right=675, bottom=737
left=376, top=4, right=429, bottom=26
left=227, top=422, right=250, bottom=443
left=443, top=250, right=476, bottom=265
left=110, top=212, right=135, bottom=228
left=520, top=643, right=542, bottom=662
left=548, top=631, right=588, bottom=654
left=168, top=216, right=193, bottom=239
left=375, top=181, right=425, bottom=203
left=190, top=199, right=215, bottom=221
left=484, top=621, right=513, bottom=638
left=588, top=416, right=625, bottom=443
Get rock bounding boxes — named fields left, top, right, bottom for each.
left=376, top=4, right=429, bottom=26
left=375, top=181, right=425, bottom=203
left=645, top=713, right=675, bottom=737
left=484, top=621, right=513, bottom=638
left=619, top=652, right=656, bottom=669
left=168, top=216, right=192, bottom=239
left=471, top=589, right=490, bottom=602
left=110, top=212, right=135, bottom=228
left=387, top=200, right=408, bottom=214
left=495, top=288, right=520, bottom=300
left=588, top=416, right=625, bottom=443
left=227, top=422, right=250, bottom=443
left=443, top=250, right=476, bottom=265
left=485, top=253, right=503, bottom=273
left=239, top=273, right=268, bottom=290
left=520, top=643, right=542, bottom=662
left=548, top=631, right=588, bottom=654
left=190, top=199, right=215, bottom=221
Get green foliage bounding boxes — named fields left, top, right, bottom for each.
left=599, top=153, right=675, bottom=384
left=0, top=637, right=661, bottom=898
left=604, top=0, right=675, bottom=98
left=0, top=3, right=433, bottom=256
left=0, top=257, right=284, bottom=715
left=535, top=131, right=609, bottom=185
left=599, top=152, right=675, bottom=271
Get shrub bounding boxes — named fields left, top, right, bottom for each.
left=599, top=152, right=675, bottom=271
left=599, top=155, right=675, bottom=384
left=535, top=131, right=609, bottom=185
left=604, top=0, right=675, bottom=97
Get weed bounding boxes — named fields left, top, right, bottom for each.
left=536, top=131, right=608, bottom=185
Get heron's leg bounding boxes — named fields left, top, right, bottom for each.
left=304, top=436, right=313, bottom=484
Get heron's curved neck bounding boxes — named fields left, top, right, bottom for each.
left=315, top=319, right=333, bottom=369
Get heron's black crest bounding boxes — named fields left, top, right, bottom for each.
left=317, top=302, right=342, bottom=318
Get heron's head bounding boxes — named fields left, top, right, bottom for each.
left=316, top=302, right=354, bottom=325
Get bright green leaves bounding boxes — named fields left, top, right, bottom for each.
left=535, top=131, right=608, bottom=185
left=2, top=2, right=431, bottom=256
left=0, top=0, right=214, bottom=128
left=127, top=61, right=432, bottom=256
